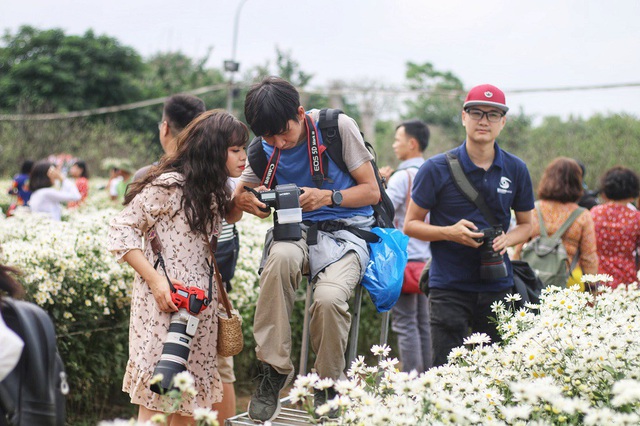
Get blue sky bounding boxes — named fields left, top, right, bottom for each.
left=3, top=0, right=639, bottom=121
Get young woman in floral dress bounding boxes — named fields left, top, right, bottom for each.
left=108, top=110, right=248, bottom=425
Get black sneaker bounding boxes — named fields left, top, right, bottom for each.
left=314, top=387, right=339, bottom=421
left=247, top=363, right=291, bottom=423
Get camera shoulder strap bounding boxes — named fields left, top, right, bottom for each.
left=148, top=229, right=176, bottom=293
left=445, top=152, right=500, bottom=227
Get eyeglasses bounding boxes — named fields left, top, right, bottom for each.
left=157, top=120, right=166, bottom=130
left=464, top=108, right=504, bottom=123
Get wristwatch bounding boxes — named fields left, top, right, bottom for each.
left=330, top=189, right=343, bottom=208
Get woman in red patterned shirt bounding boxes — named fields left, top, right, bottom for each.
left=591, top=167, right=640, bottom=288
left=68, top=160, right=89, bottom=208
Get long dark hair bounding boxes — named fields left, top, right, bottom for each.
left=125, top=110, right=248, bottom=235
left=29, top=160, right=54, bottom=192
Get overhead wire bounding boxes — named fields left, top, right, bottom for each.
left=0, top=81, right=639, bottom=121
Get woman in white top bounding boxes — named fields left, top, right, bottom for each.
left=28, top=161, right=81, bottom=221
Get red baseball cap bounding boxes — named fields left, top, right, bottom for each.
left=463, top=84, right=509, bottom=113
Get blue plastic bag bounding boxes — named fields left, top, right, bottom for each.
left=361, top=227, right=409, bottom=312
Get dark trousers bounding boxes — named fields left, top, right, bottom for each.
left=429, top=287, right=511, bottom=367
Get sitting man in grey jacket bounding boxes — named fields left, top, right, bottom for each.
left=228, top=76, right=380, bottom=422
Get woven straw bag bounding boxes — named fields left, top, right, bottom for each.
left=210, top=242, right=244, bottom=357
left=217, top=306, right=243, bottom=357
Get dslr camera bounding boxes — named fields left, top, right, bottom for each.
left=246, top=183, right=303, bottom=241
left=150, top=284, right=209, bottom=394
left=474, top=226, right=508, bottom=280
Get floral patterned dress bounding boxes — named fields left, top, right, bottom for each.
left=591, top=203, right=640, bottom=288
left=108, top=172, right=222, bottom=415
left=68, top=177, right=89, bottom=208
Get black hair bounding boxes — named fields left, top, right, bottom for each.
left=599, top=166, right=640, bottom=201
left=20, top=160, right=34, bottom=175
left=126, top=110, right=249, bottom=235
left=574, top=159, right=587, bottom=178
left=29, top=160, right=54, bottom=192
left=73, top=160, right=89, bottom=178
left=244, top=76, right=300, bottom=137
left=0, top=264, right=25, bottom=300
left=163, top=95, right=206, bottom=135
left=397, top=119, right=430, bottom=151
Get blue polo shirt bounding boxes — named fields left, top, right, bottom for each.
left=412, top=141, right=534, bottom=292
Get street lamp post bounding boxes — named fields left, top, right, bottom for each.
left=225, top=0, right=249, bottom=112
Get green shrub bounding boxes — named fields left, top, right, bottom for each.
left=0, top=180, right=396, bottom=422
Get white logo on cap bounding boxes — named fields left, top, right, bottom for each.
left=484, top=91, right=493, bottom=98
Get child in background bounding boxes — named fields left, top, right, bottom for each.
left=6, top=160, right=34, bottom=216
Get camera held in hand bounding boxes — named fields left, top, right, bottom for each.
left=474, top=226, right=508, bottom=280
left=150, top=284, right=208, bottom=394
left=246, top=183, right=303, bottom=241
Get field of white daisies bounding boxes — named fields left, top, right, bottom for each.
left=289, top=279, right=640, bottom=426
left=3, top=179, right=640, bottom=425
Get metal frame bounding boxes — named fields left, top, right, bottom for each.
left=226, top=283, right=390, bottom=425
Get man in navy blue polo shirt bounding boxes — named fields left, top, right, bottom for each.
left=404, top=84, right=534, bottom=367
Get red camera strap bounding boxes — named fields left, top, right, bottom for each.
left=259, top=113, right=327, bottom=189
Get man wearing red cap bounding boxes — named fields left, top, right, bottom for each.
left=404, top=84, right=534, bottom=367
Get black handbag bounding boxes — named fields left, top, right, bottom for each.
left=216, top=225, right=240, bottom=291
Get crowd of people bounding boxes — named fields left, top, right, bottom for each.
left=6, top=157, right=92, bottom=219
left=2, top=77, right=639, bottom=425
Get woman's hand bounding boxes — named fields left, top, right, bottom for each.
left=147, top=275, right=180, bottom=313
left=47, top=166, right=64, bottom=182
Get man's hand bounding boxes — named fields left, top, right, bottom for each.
left=299, top=187, right=330, bottom=211
left=492, top=231, right=510, bottom=255
left=379, top=166, right=394, bottom=182
left=232, top=185, right=272, bottom=219
left=445, top=219, right=484, bottom=248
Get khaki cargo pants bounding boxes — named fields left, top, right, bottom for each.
left=253, top=234, right=361, bottom=380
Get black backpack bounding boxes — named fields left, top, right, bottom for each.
left=247, top=108, right=395, bottom=229
left=0, top=298, right=68, bottom=426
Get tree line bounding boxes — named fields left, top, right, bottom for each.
left=1, top=25, right=638, bottom=191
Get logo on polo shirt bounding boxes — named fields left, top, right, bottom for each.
left=497, top=177, right=512, bottom=194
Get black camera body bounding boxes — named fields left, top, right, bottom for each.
left=253, top=183, right=303, bottom=241
left=475, top=226, right=508, bottom=280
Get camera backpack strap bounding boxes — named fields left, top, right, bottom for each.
left=445, top=152, right=500, bottom=227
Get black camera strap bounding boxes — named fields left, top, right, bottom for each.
left=148, top=230, right=176, bottom=293
left=445, top=152, right=500, bottom=227
left=259, top=114, right=328, bottom=189
left=148, top=229, right=213, bottom=305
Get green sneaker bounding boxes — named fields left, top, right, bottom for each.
left=247, top=363, right=291, bottom=422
